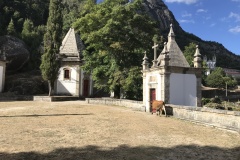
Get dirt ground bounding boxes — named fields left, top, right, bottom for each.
left=0, top=101, right=239, bottom=160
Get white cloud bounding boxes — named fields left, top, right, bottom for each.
left=165, top=0, right=198, bottom=5
left=182, top=12, right=192, bottom=17
left=210, top=23, right=216, bottom=27
left=229, top=12, right=240, bottom=22
left=196, top=9, right=207, bottom=13
left=205, top=16, right=211, bottom=20
left=179, top=19, right=195, bottom=23
left=220, top=17, right=228, bottom=22
left=232, top=0, right=240, bottom=2
left=229, top=26, right=240, bottom=33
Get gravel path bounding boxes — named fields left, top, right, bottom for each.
left=0, top=101, right=239, bottom=160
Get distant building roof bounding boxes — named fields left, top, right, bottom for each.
left=59, top=28, right=84, bottom=58
left=157, top=24, right=190, bottom=67
left=223, top=68, right=240, bottom=77
left=201, top=86, right=219, bottom=91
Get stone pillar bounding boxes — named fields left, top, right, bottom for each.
left=160, top=42, right=170, bottom=103
left=161, top=43, right=170, bottom=66
left=160, top=71, right=170, bottom=103
left=193, top=45, right=202, bottom=68
left=196, top=73, right=202, bottom=107
left=142, top=52, right=149, bottom=70
left=76, top=65, right=80, bottom=97
left=142, top=52, right=149, bottom=111
left=142, top=72, right=147, bottom=110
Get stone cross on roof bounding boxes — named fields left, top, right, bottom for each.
left=152, top=43, right=158, bottom=67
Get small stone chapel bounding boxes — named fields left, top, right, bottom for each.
left=0, top=50, right=7, bottom=93
left=55, top=28, right=93, bottom=97
left=142, top=24, right=202, bottom=112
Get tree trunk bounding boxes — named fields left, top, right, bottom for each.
left=48, top=80, right=54, bottom=96
left=114, top=85, right=120, bottom=99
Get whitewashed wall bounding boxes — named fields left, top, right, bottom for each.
left=169, top=73, right=197, bottom=106
left=0, top=66, right=3, bottom=92
left=56, top=66, right=78, bottom=95
left=145, top=72, right=162, bottom=112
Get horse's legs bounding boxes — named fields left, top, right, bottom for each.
left=163, top=106, right=167, bottom=117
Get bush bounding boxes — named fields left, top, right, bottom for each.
left=204, top=103, right=223, bottom=109
left=210, top=97, right=221, bottom=104
left=202, top=98, right=211, bottom=105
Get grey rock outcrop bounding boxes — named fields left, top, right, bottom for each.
left=143, top=0, right=183, bottom=33
left=0, top=35, right=30, bottom=72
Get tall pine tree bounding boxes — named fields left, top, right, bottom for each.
left=40, top=0, right=63, bottom=96
left=7, top=18, right=17, bottom=36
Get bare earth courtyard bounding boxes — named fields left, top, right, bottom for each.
left=0, top=101, right=239, bottom=160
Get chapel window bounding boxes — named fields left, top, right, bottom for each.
left=64, top=69, right=71, bottom=80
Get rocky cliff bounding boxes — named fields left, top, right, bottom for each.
left=143, top=0, right=240, bottom=69
left=0, top=35, right=30, bottom=72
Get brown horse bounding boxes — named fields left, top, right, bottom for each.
left=151, top=100, right=167, bottom=117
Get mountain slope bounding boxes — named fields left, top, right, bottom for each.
left=143, top=0, right=240, bottom=69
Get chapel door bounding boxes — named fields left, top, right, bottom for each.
left=83, top=79, right=89, bottom=97
left=150, top=88, right=156, bottom=112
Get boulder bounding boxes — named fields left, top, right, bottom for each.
left=0, top=35, right=30, bottom=72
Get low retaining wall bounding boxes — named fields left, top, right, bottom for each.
left=86, top=98, right=240, bottom=133
left=0, top=95, right=33, bottom=101
left=34, top=96, right=82, bottom=102
left=85, top=98, right=145, bottom=111
left=169, top=105, right=240, bottom=133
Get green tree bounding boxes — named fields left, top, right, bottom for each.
left=73, top=0, right=159, bottom=99
left=183, top=42, right=196, bottom=67
left=206, top=67, right=225, bottom=88
left=62, top=0, right=85, bottom=34
left=21, top=19, right=44, bottom=69
left=40, top=0, right=63, bottom=96
left=223, top=76, right=238, bottom=89
left=7, top=18, right=17, bottom=36
left=206, top=67, right=237, bottom=89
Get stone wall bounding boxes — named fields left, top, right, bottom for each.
left=168, top=105, right=240, bottom=133
left=0, top=95, right=33, bottom=101
left=34, top=96, right=82, bottom=102
left=86, top=98, right=240, bottom=133
left=85, top=98, right=145, bottom=111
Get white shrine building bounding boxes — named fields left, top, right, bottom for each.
left=55, top=28, right=93, bottom=97
left=142, top=25, right=202, bottom=112
left=203, top=55, right=216, bottom=75
left=0, top=50, right=7, bottom=93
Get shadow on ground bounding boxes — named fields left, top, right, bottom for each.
left=0, top=145, right=239, bottom=160
left=0, top=113, right=93, bottom=118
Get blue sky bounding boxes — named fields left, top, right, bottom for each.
left=164, top=0, right=240, bottom=55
